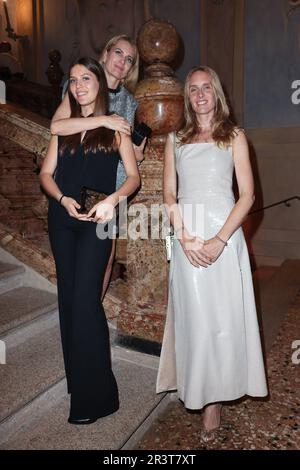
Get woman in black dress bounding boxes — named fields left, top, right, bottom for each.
left=39, top=57, right=140, bottom=425
left=51, top=35, right=144, bottom=301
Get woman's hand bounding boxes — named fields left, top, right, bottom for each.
left=202, top=237, right=226, bottom=263
left=103, top=114, right=131, bottom=135
left=86, top=199, right=116, bottom=224
left=133, top=137, right=147, bottom=163
left=179, top=231, right=212, bottom=268
left=61, top=197, right=82, bottom=218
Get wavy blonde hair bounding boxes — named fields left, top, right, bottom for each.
left=177, top=66, right=237, bottom=147
left=99, top=34, right=139, bottom=94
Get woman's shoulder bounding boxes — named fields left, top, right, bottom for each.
left=231, top=126, right=247, bottom=143
left=167, top=131, right=175, bottom=141
left=232, top=126, right=246, bottom=137
left=166, top=132, right=177, bottom=148
left=114, top=130, right=131, bottom=149
left=167, top=131, right=181, bottom=142
left=166, top=132, right=182, bottom=153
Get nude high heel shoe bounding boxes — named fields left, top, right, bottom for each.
left=200, top=404, right=222, bottom=443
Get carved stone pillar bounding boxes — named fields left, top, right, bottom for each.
left=116, top=19, right=184, bottom=345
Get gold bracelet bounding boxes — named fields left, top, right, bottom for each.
left=215, top=234, right=228, bottom=246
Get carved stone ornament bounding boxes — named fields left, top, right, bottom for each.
left=135, top=19, right=184, bottom=144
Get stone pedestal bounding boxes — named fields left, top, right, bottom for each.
left=115, top=19, right=184, bottom=344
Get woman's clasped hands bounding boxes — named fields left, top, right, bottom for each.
left=86, top=199, right=116, bottom=224
left=60, top=196, right=81, bottom=218
left=61, top=196, right=116, bottom=224
left=179, top=231, right=226, bottom=268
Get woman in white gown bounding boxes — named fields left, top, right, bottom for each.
left=156, top=66, right=268, bottom=440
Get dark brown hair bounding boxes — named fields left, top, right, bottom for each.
left=59, top=57, right=116, bottom=155
left=178, top=66, right=237, bottom=148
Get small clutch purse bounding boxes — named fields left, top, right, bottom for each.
left=79, top=186, right=108, bottom=214
left=132, top=122, right=152, bottom=146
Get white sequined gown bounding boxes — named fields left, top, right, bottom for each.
left=156, top=139, right=268, bottom=409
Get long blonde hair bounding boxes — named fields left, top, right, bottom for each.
left=99, top=34, right=139, bottom=94
left=178, top=66, right=237, bottom=147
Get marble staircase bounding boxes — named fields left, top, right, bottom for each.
left=0, top=253, right=166, bottom=450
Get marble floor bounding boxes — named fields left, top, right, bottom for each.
left=136, top=289, right=300, bottom=450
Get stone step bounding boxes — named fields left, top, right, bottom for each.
left=0, top=286, right=57, bottom=336
left=0, top=319, right=64, bottom=424
left=29, top=234, right=52, bottom=253
left=0, top=262, right=25, bottom=295
left=254, top=259, right=300, bottom=352
left=0, top=346, right=164, bottom=450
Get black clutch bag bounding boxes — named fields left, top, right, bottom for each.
left=79, top=186, right=108, bottom=214
left=132, top=122, right=152, bottom=146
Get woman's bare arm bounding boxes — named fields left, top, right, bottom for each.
left=50, top=93, right=131, bottom=136
left=39, top=136, right=81, bottom=218
left=163, top=133, right=211, bottom=268
left=215, top=130, right=255, bottom=242
left=202, top=130, right=255, bottom=262
left=110, top=132, right=140, bottom=202
left=39, top=136, right=62, bottom=201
